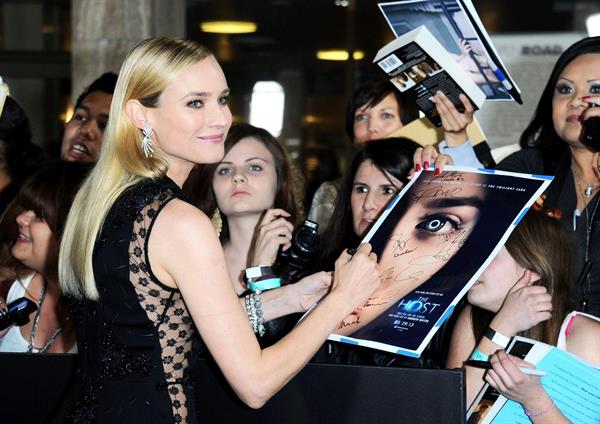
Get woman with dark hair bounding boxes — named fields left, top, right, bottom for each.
left=344, top=79, right=420, bottom=143
left=447, top=210, right=600, bottom=419
left=346, top=78, right=490, bottom=156
left=320, top=137, right=421, bottom=269
left=186, top=123, right=299, bottom=251
left=184, top=123, right=333, bottom=346
left=184, top=123, right=331, bottom=325
left=309, top=78, right=492, bottom=230
left=0, top=162, right=90, bottom=353
left=316, top=138, right=450, bottom=367
left=497, top=36, right=600, bottom=317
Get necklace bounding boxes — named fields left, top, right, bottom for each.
left=585, top=185, right=597, bottom=198
left=579, top=195, right=599, bottom=313
left=572, top=163, right=600, bottom=202
left=26, top=280, right=66, bottom=353
left=572, top=163, right=600, bottom=231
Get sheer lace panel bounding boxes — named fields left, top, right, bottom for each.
left=129, top=194, right=195, bottom=423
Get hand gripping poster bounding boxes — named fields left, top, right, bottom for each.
left=328, top=166, right=551, bottom=357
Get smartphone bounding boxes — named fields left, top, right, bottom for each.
left=581, top=102, right=600, bottom=152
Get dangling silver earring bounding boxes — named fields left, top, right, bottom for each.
left=141, top=122, right=154, bottom=158
left=210, top=208, right=223, bottom=237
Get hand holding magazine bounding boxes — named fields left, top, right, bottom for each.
left=374, top=25, right=486, bottom=127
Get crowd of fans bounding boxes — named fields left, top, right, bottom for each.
left=0, top=35, right=599, bottom=422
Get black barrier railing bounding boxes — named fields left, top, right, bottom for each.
left=0, top=353, right=465, bottom=423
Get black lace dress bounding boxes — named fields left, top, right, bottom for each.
left=65, top=177, right=203, bottom=423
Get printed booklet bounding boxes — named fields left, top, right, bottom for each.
left=378, top=0, right=521, bottom=103
left=374, top=25, right=486, bottom=127
left=326, top=166, right=551, bottom=357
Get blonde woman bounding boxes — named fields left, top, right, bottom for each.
left=58, top=37, right=379, bottom=423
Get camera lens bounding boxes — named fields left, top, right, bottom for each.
left=296, top=229, right=318, bottom=253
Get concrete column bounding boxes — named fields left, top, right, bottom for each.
left=71, top=0, right=185, bottom=101
left=278, top=69, right=304, bottom=158
left=2, top=3, right=45, bottom=146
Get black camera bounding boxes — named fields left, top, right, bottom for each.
left=0, top=297, right=38, bottom=331
left=259, top=219, right=320, bottom=346
left=275, top=219, right=320, bottom=284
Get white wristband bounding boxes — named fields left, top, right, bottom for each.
left=244, top=265, right=273, bottom=280
left=484, top=327, right=510, bottom=348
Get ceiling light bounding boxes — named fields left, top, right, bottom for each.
left=200, top=21, right=257, bottom=34
left=316, top=50, right=365, bottom=61
left=587, top=13, right=600, bottom=36
left=352, top=50, right=365, bottom=60
left=304, top=114, right=320, bottom=124
left=317, top=50, right=349, bottom=61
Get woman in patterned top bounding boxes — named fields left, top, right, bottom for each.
left=58, top=37, right=380, bottom=423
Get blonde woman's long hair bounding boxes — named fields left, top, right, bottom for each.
left=59, top=37, right=212, bottom=300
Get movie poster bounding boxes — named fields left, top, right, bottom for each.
left=327, top=167, right=551, bottom=357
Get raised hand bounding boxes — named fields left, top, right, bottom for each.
left=250, top=208, right=294, bottom=266
left=491, top=270, right=553, bottom=337
left=582, top=96, right=600, bottom=120
left=430, top=91, right=474, bottom=147
left=412, top=144, right=454, bottom=177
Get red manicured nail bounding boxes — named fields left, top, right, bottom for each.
left=583, top=96, right=591, bottom=101
left=415, top=163, right=422, bottom=172
left=423, top=161, right=430, bottom=170
left=434, top=168, right=440, bottom=176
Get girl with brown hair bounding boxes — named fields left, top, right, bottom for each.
left=447, top=210, right=600, bottom=420
left=185, top=123, right=331, bottom=331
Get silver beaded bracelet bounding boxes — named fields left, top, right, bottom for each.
left=244, top=290, right=266, bottom=337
